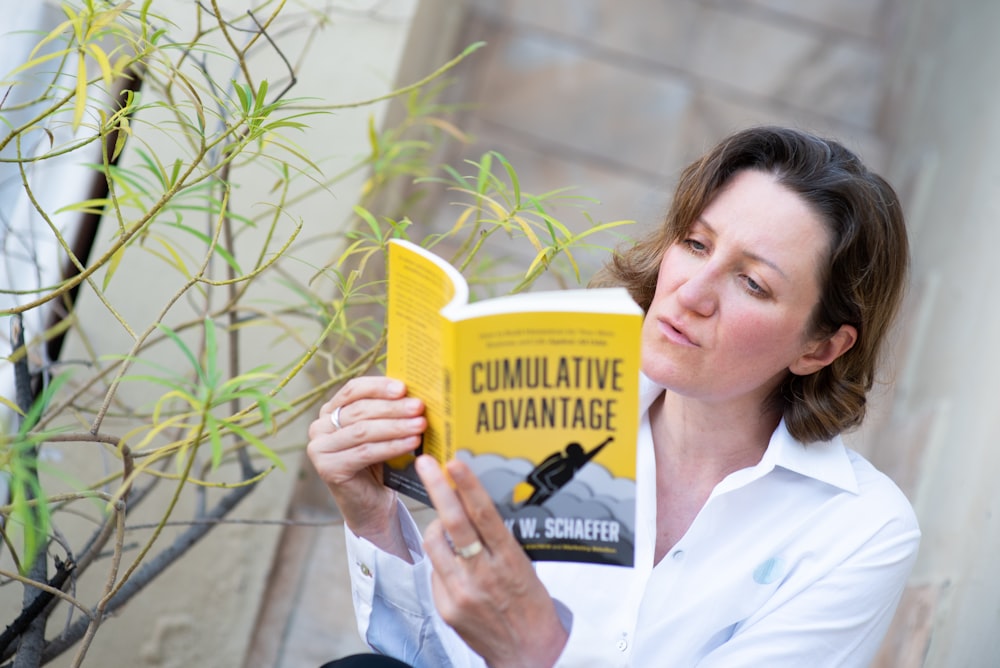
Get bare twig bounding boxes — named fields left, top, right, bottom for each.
left=38, top=482, right=258, bottom=664
left=10, top=315, right=47, bottom=668
left=0, top=559, right=76, bottom=658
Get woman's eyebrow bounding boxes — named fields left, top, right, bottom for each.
left=696, top=217, right=789, bottom=280
left=744, top=250, right=788, bottom=281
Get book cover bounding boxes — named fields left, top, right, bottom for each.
left=384, top=238, right=643, bottom=566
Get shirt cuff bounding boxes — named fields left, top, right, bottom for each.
left=344, top=496, right=429, bottom=635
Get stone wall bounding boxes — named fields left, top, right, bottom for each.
left=871, top=0, right=1000, bottom=665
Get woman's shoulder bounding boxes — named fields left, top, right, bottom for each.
left=843, top=447, right=921, bottom=536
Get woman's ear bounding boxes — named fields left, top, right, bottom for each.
left=790, top=324, right=858, bottom=376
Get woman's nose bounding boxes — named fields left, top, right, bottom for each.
left=675, top=265, right=718, bottom=317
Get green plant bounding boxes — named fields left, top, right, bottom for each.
left=0, top=1, right=632, bottom=665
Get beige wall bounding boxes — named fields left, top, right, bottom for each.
left=872, top=0, right=1000, bottom=664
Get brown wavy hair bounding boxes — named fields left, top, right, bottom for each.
left=592, top=126, right=909, bottom=442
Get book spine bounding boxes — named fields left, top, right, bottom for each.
left=442, top=320, right=456, bottom=464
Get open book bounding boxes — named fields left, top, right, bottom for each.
left=384, top=239, right=643, bottom=566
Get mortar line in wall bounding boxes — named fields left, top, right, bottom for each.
left=695, top=0, right=887, bottom=46
left=473, top=117, right=672, bottom=186
left=465, top=7, right=884, bottom=136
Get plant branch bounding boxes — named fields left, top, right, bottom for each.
left=68, top=500, right=126, bottom=667
left=36, top=481, right=258, bottom=665
left=0, top=559, right=77, bottom=660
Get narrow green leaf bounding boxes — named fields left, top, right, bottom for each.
left=493, top=151, right=520, bottom=207
left=156, top=323, right=206, bottom=386
left=460, top=41, right=487, bottom=58
left=475, top=152, right=493, bottom=196
left=169, top=158, right=182, bottom=188
left=102, top=245, right=126, bottom=291
left=0, top=394, right=24, bottom=415
left=111, top=112, right=130, bottom=161
left=367, top=115, right=380, bottom=160
left=163, top=221, right=243, bottom=275
left=17, top=373, right=72, bottom=436
left=203, top=318, right=219, bottom=389
left=570, top=218, right=636, bottom=240
left=207, top=415, right=224, bottom=470
left=535, top=211, right=571, bottom=237
left=53, top=198, right=110, bottom=215
left=353, top=205, right=383, bottom=242
left=73, top=52, right=88, bottom=131
left=226, top=421, right=285, bottom=470
left=23, top=16, right=73, bottom=65
left=86, top=42, right=113, bottom=87
left=233, top=81, right=251, bottom=113
left=135, top=148, right=168, bottom=189
left=254, top=79, right=269, bottom=111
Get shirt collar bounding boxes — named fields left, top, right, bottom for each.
left=759, top=419, right=859, bottom=494
left=637, top=373, right=860, bottom=495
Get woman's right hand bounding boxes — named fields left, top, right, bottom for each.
left=306, top=376, right=425, bottom=556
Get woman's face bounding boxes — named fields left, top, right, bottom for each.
left=642, top=169, right=833, bottom=408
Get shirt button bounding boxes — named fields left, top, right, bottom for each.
left=672, top=549, right=685, bottom=561
left=616, top=639, right=628, bottom=652
left=359, top=563, right=372, bottom=577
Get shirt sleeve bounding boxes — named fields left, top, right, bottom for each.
left=697, top=502, right=921, bottom=667
left=344, top=498, right=487, bottom=668
left=551, top=600, right=623, bottom=667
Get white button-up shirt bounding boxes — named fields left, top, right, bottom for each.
left=345, top=375, right=920, bottom=667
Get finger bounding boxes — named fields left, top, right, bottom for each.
left=335, top=396, right=425, bottom=432
left=423, top=519, right=467, bottom=579
left=308, top=397, right=424, bottom=440
left=306, top=412, right=424, bottom=486
left=319, top=379, right=423, bottom=436
left=425, top=521, right=478, bottom=628
left=445, top=459, right=511, bottom=549
left=322, top=376, right=408, bottom=415
left=308, top=415, right=424, bottom=458
left=415, top=455, right=485, bottom=556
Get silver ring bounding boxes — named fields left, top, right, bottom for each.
left=330, top=405, right=344, bottom=430
left=454, top=539, right=484, bottom=559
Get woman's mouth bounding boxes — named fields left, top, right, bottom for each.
left=658, top=318, right=699, bottom=347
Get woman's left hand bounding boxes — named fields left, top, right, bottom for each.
left=415, top=455, right=569, bottom=668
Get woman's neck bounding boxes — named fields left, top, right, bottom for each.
left=651, top=390, right=780, bottom=483
left=649, top=391, right=781, bottom=563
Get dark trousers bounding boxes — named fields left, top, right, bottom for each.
left=320, top=654, right=414, bottom=668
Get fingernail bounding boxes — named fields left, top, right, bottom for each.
left=414, top=455, right=435, bottom=476
left=445, top=459, right=465, bottom=477
left=388, top=380, right=405, bottom=395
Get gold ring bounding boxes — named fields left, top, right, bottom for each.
left=454, top=539, right=484, bottom=559
left=330, top=405, right=344, bottom=430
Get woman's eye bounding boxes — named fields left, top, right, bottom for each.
left=683, top=239, right=707, bottom=254
left=743, top=275, right=768, bottom=298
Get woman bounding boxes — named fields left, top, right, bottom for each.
left=307, top=126, right=920, bottom=667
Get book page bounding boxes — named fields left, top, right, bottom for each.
left=443, top=286, right=643, bottom=320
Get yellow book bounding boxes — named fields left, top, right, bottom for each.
left=385, top=238, right=643, bottom=566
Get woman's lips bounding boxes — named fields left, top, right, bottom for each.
left=658, top=318, right=699, bottom=347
